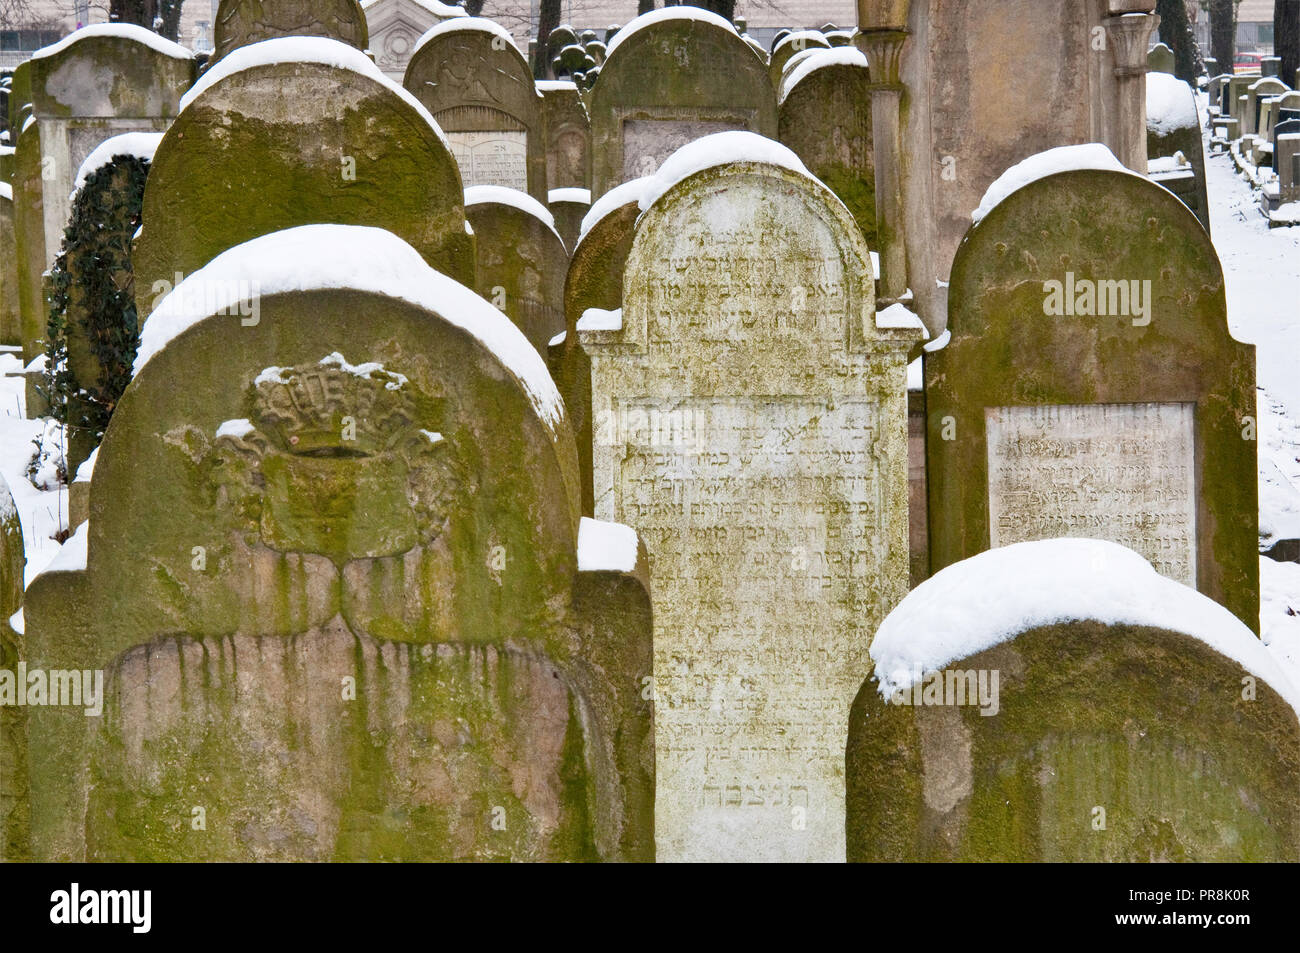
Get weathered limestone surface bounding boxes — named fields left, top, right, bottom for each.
left=581, top=158, right=920, bottom=861
left=134, top=48, right=474, bottom=318
left=23, top=229, right=653, bottom=862
left=587, top=13, right=777, bottom=195
left=0, top=475, right=27, bottom=862
left=539, top=81, right=591, bottom=192
left=363, top=0, right=465, bottom=82
left=924, top=168, right=1258, bottom=630
left=214, top=0, right=368, bottom=62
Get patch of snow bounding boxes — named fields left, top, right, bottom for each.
left=1146, top=72, right=1199, bottom=136
left=178, top=37, right=449, bottom=149
left=639, top=131, right=811, bottom=213
left=33, top=519, right=88, bottom=579
left=780, top=46, right=866, bottom=105
left=906, top=357, right=922, bottom=392
left=70, top=132, right=163, bottom=197
left=72, top=446, right=98, bottom=484
left=604, top=7, right=738, bottom=60
left=7, top=609, right=21, bottom=635
left=972, top=144, right=1133, bottom=224
left=579, top=176, right=649, bottom=242
left=420, top=430, right=444, bottom=445
left=134, top=224, right=565, bottom=434
left=549, top=187, right=591, bottom=205
left=1148, top=151, right=1189, bottom=175
left=319, top=351, right=409, bottom=389
left=577, top=516, right=639, bottom=572
left=876, top=302, right=927, bottom=334
left=362, top=0, right=466, bottom=17
left=0, top=182, right=10, bottom=202
left=771, top=30, right=827, bottom=58
left=870, top=538, right=1300, bottom=717
left=465, top=184, right=557, bottom=228
left=923, top=328, right=950, bottom=352
left=536, top=79, right=578, bottom=92
left=412, top=17, right=519, bottom=58
left=31, top=23, right=192, bottom=62
left=215, top=418, right=255, bottom=440
left=548, top=330, right=566, bottom=347
left=577, top=307, right=622, bottom=332
left=1262, top=557, right=1300, bottom=692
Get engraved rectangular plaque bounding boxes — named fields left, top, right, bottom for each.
left=986, top=402, right=1197, bottom=584
left=621, top=119, right=744, bottom=180
left=447, top=131, right=527, bottom=190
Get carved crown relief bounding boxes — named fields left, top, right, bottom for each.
left=208, top=353, right=473, bottom=565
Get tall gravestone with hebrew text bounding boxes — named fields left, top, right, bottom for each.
left=925, top=166, right=1258, bottom=630
left=22, top=225, right=653, bottom=863
left=404, top=20, right=547, bottom=202
left=587, top=10, right=776, bottom=196
left=134, top=38, right=474, bottom=318
left=580, top=146, right=921, bottom=861
left=213, top=0, right=368, bottom=62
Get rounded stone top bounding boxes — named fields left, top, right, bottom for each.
left=30, top=22, right=193, bottom=63
left=603, top=7, right=740, bottom=60
left=412, top=15, right=521, bottom=59
left=779, top=46, right=868, bottom=105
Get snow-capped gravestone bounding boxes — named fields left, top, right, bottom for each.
left=847, top=540, right=1300, bottom=862
left=538, top=80, right=591, bottom=192
left=362, top=0, right=466, bottom=82
left=404, top=20, right=547, bottom=202
left=213, top=0, right=368, bottom=63
left=1146, top=72, right=1210, bottom=233
left=778, top=48, right=875, bottom=248
left=548, top=188, right=589, bottom=252
left=0, top=182, right=17, bottom=347
left=587, top=9, right=777, bottom=195
left=21, top=225, right=653, bottom=863
left=133, top=37, right=474, bottom=319
left=580, top=134, right=923, bottom=862
left=925, top=148, right=1258, bottom=631
left=464, top=186, right=568, bottom=356
left=0, top=474, right=26, bottom=862
left=767, top=31, right=829, bottom=90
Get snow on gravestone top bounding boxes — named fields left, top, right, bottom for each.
left=1146, top=71, right=1200, bottom=136
left=579, top=176, right=649, bottom=241
left=576, top=517, right=638, bottom=572
left=70, top=131, right=162, bottom=197
left=30, top=23, right=191, bottom=63
left=603, top=7, right=740, bottom=59
left=869, top=537, right=1300, bottom=713
left=779, top=46, right=867, bottom=105
left=637, top=130, right=810, bottom=211
left=213, top=0, right=368, bottom=64
left=180, top=35, right=448, bottom=148
left=135, top=223, right=564, bottom=434
left=464, top=184, right=558, bottom=232
left=410, top=15, right=520, bottom=57
left=971, top=143, right=1132, bottom=223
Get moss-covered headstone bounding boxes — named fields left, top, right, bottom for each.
left=587, top=9, right=776, bottom=195
left=777, top=48, right=875, bottom=248
left=22, top=224, right=652, bottom=862
left=464, top=185, right=568, bottom=356
left=767, top=30, right=829, bottom=90
left=925, top=157, right=1258, bottom=631
left=0, top=182, right=18, bottom=347
left=213, top=0, right=368, bottom=63
left=580, top=136, right=922, bottom=861
left=404, top=20, right=548, bottom=202
left=0, top=474, right=27, bottom=862
left=133, top=37, right=474, bottom=319
left=847, top=539, right=1300, bottom=862
left=12, top=120, right=47, bottom=368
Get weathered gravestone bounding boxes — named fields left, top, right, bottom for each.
left=579, top=134, right=923, bottom=861
left=0, top=180, right=17, bottom=347
left=847, top=539, right=1300, bottom=862
left=925, top=147, right=1258, bottom=631
left=464, top=185, right=568, bottom=356
left=404, top=19, right=547, bottom=202
left=22, top=224, right=653, bottom=862
left=778, top=47, right=876, bottom=248
left=1146, top=71, right=1210, bottom=232
left=134, top=37, right=474, bottom=319
left=767, top=31, right=830, bottom=89
left=45, top=134, right=160, bottom=478
left=213, top=0, right=368, bottom=63
left=900, top=0, right=1157, bottom=335
left=548, top=187, right=589, bottom=253
left=1147, top=41, right=1175, bottom=74
left=362, top=0, right=466, bottom=82
left=587, top=9, right=777, bottom=196
left=0, top=474, right=27, bottom=862
left=538, top=79, right=591, bottom=192
left=1245, top=77, right=1289, bottom=143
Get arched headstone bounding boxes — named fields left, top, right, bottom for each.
left=362, top=0, right=466, bottom=81
left=213, top=0, right=368, bottom=62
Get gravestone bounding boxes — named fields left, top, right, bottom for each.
left=0, top=182, right=17, bottom=347
left=25, top=24, right=194, bottom=348
left=778, top=47, right=876, bottom=248
left=404, top=19, right=547, bottom=202
left=1147, top=42, right=1175, bottom=73
left=538, top=79, right=591, bottom=192
left=768, top=31, right=830, bottom=89
left=11, top=118, right=48, bottom=366
left=1146, top=72, right=1210, bottom=232
left=134, top=37, right=474, bottom=319
left=1280, top=131, right=1300, bottom=203
left=587, top=8, right=777, bottom=195
left=464, top=185, right=569, bottom=355
left=548, top=187, right=589, bottom=252
left=362, top=0, right=466, bottom=81
left=22, top=224, right=653, bottom=862
left=847, top=539, right=1300, bottom=862
left=0, top=473, right=26, bottom=862
left=924, top=155, right=1258, bottom=631
left=1245, top=77, right=1289, bottom=141
left=579, top=136, right=922, bottom=861
left=213, top=0, right=368, bottom=62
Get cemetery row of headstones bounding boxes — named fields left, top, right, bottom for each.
left=0, top=0, right=1295, bottom=863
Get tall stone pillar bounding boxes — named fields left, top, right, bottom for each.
left=1105, top=8, right=1160, bottom=172
left=856, top=26, right=909, bottom=303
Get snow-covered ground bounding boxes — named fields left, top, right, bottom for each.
left=2, top=111, right=1298, bottom=686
